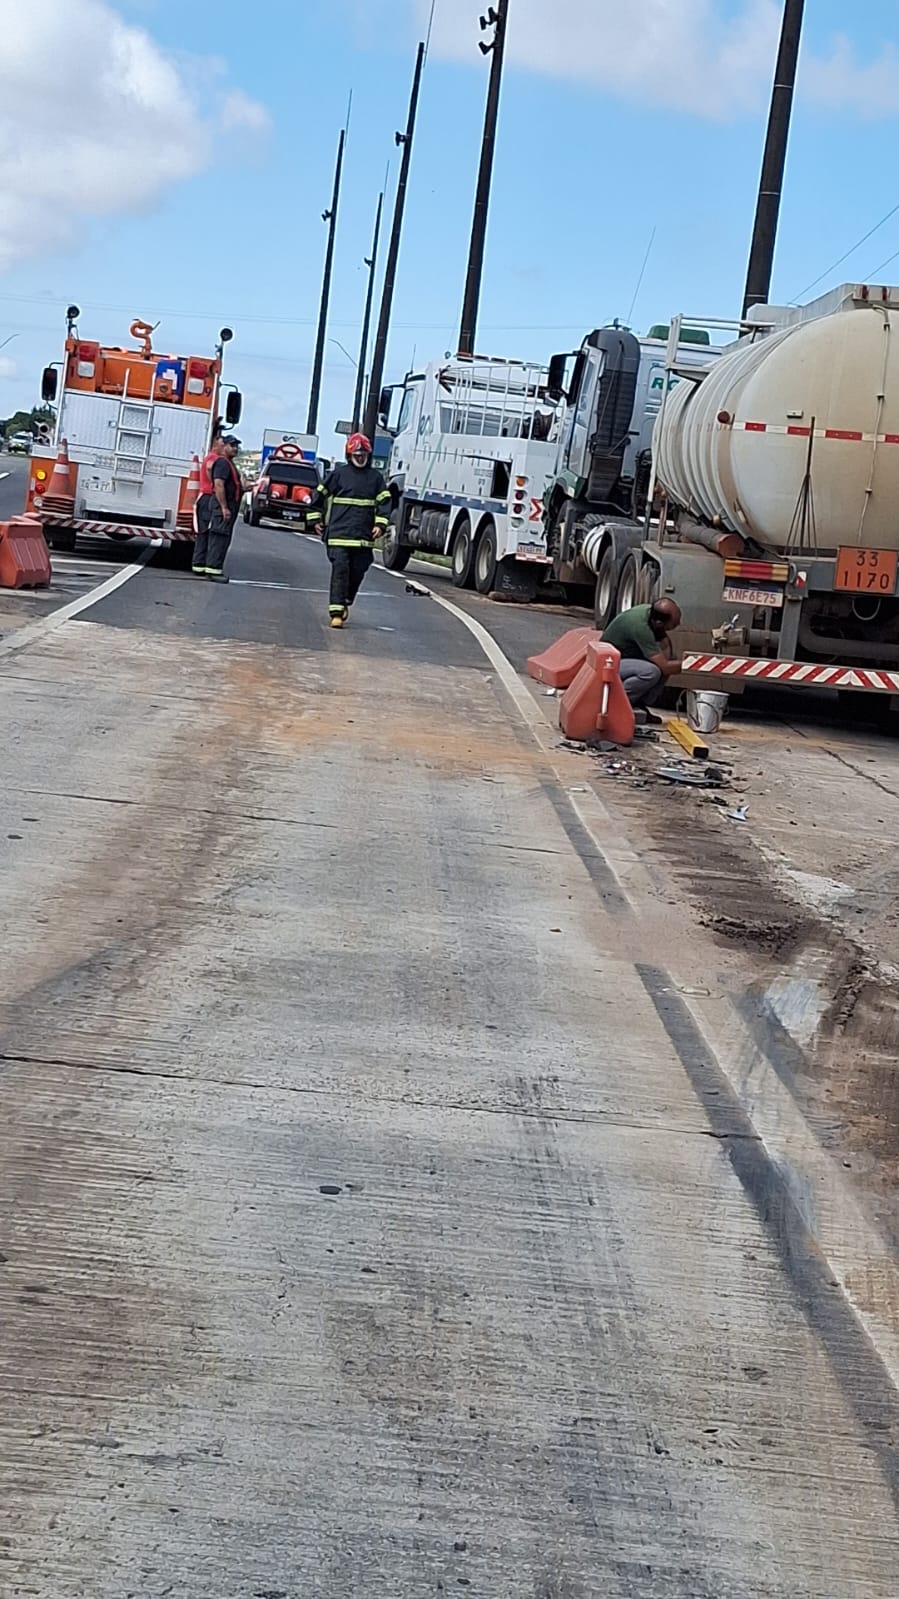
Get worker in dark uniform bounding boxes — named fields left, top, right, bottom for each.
left=205, top=434, right=242, bottom=583
left=193, top=432, right=224, bottom=575
left=307, top=432, right=391, bottom=628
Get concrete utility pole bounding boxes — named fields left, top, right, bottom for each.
left=363, top=41, right=426, bottom=444
left=458, top=0, right=509, bottom=357
left=307, top=127, right=346, bottom=435
left=742, top=0, right=805, bottom=319
left=353, top=191, right=384, bottom=430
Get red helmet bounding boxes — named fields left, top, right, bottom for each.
left=346, top=432, right=372, bottom=457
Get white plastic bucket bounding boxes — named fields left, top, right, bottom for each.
left=686, top=689, right=728, bottom=736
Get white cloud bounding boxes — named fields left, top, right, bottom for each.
left=803, top=35, right=899, bottom=118
left=419, top=1, right=899, bottom=120
left=0, top=356, right=17, bottom=380
left=0, top=0, right=269, bottom=271
left=221, top=89, right=272, bottom=135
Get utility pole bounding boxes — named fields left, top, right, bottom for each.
left=458, top=0, right=509, bottom=357
left=742, top=0, right=805, bottom=319
left=353, top=190, right=384, bottom=429
left=307, top=127, right=346, bottom=435
left=363, top=41, right=425, bottom=444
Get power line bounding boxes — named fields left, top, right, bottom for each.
left=863, top=244, right=899, bottom=282
left=790, top=199, right=899, bottom=302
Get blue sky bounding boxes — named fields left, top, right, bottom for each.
left=2, top=0, right=899, bottom=453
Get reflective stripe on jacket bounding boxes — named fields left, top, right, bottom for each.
left=307, top=462, right=391, bottom=546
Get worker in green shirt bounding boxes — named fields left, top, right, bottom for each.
left=601, top=598, right=683, bottom=724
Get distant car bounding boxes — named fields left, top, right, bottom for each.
left=6, top=432, right=32, bottom=455
left=246, top=450, right=319, bottom=528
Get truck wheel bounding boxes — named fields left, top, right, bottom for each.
left=450, top=517, right=476, bottom=587
left=615, top=553, right=640, bottom=614
left=637, top=558, right=660, bottom=605
left=593, top=546, right=621, bottom=629
left=47, top=528, right=76, bottom=553
left=166, top=540, right=195, bottom=570
left=474, top=520, right=498, bottom=594
left=381, top=521, right=413, bottom=571
left=248, top=500, right=262, bottom=527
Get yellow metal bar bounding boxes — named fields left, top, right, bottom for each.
left=666, top=718, right=709, bottom=760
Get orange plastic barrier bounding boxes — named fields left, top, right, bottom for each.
left=559, top=638, right=635, bottom=745
left=527, top=625, right=599, bottom=688
left=0, top=517, right=52, bottom=589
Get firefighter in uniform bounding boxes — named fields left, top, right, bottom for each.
left=193, top=432, right=224, bottom=576
left=308, top=432, right=392, bottom=627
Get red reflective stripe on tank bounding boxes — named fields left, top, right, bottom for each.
left=824, top=428, right=863, bottom=441
left=743, top=421, right=767, bottom=431
left=786, top=425, right=811, bottom=436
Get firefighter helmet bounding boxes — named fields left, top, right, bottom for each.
left=346, top=432, right=372, bottom=457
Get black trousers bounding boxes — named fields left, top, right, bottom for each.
left=194, top=501, right=234, bottom=574
left=328, top=545, right=373, bottom=613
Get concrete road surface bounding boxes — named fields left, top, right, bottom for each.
left=1, top=523, right=898, bottom=1597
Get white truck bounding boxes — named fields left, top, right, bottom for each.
left=26, top=313, right=241, bottom=553
left=379, top=355, right=559, bottom=594
left=379, top=330, right=716, bottom=599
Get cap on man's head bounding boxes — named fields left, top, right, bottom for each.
left=220, top=433, right=241, bottom=447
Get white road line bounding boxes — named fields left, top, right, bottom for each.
left=229, top=579, right=392, bottom=597
left=0, top=471, right=10, bottom=482
left=0, top=544, right=156, bottom=661
left=380, top=567, right=899, bottom=1393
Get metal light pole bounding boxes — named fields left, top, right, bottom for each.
left=363, top=41, right=425, bottom=443
left=458, top=0, right=509, bottom=357
left=307, top=127, right=346, bottom=435
left=742, top=0, right=805, bottom=318
left=353, top=191, right=384, bottom=429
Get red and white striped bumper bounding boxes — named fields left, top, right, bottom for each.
left=38, top=512, right=189, bottom=542
left=683, top=652, right=899, bottom=694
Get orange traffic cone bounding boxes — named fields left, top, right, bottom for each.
left=177, top=454, right=201, bottom=531
left=41, top=438, right=76, bottom=515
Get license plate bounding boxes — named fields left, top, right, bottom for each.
left=722, top=580, right=784, bottom=608
left=282, top=509, right=301, bottom=520
left=517, top=542, right=547, bottom=559
left=835, top=545, right=898, bottom=593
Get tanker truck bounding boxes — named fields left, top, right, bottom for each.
left=544, top=283, right=899, bottom=698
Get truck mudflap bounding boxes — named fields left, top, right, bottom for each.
left=36, top=512, right=187, bottom=542
left=683, top=652, right=899, bottom=693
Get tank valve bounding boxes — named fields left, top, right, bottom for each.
left=712, top=613, right=740, bottom=647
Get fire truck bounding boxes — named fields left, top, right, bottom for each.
left=26, top=308, right=242, bottom=552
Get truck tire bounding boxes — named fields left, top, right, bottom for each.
left=593, top=545, right=621, bottom=629
left=637, top=558, right=660, bottom=605
left=474, top=520, right=498, bottom=594
left=248, top=499, right=262, bottom=527
left=46, top=527, right=76, bottom=552
left=616, top=552, right=640, bottom=614
left=450, top=517, right=476, bottom=588
left=381, top=519, right=413, bottom=572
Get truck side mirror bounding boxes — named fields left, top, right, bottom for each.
left=225, top=389, right=242, bottom=426
left=547, top=353, right=568, bottom=401
left=41, top=366, right=58, bottom=404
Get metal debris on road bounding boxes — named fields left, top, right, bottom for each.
left=658, top=763, right=726, bottom=789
